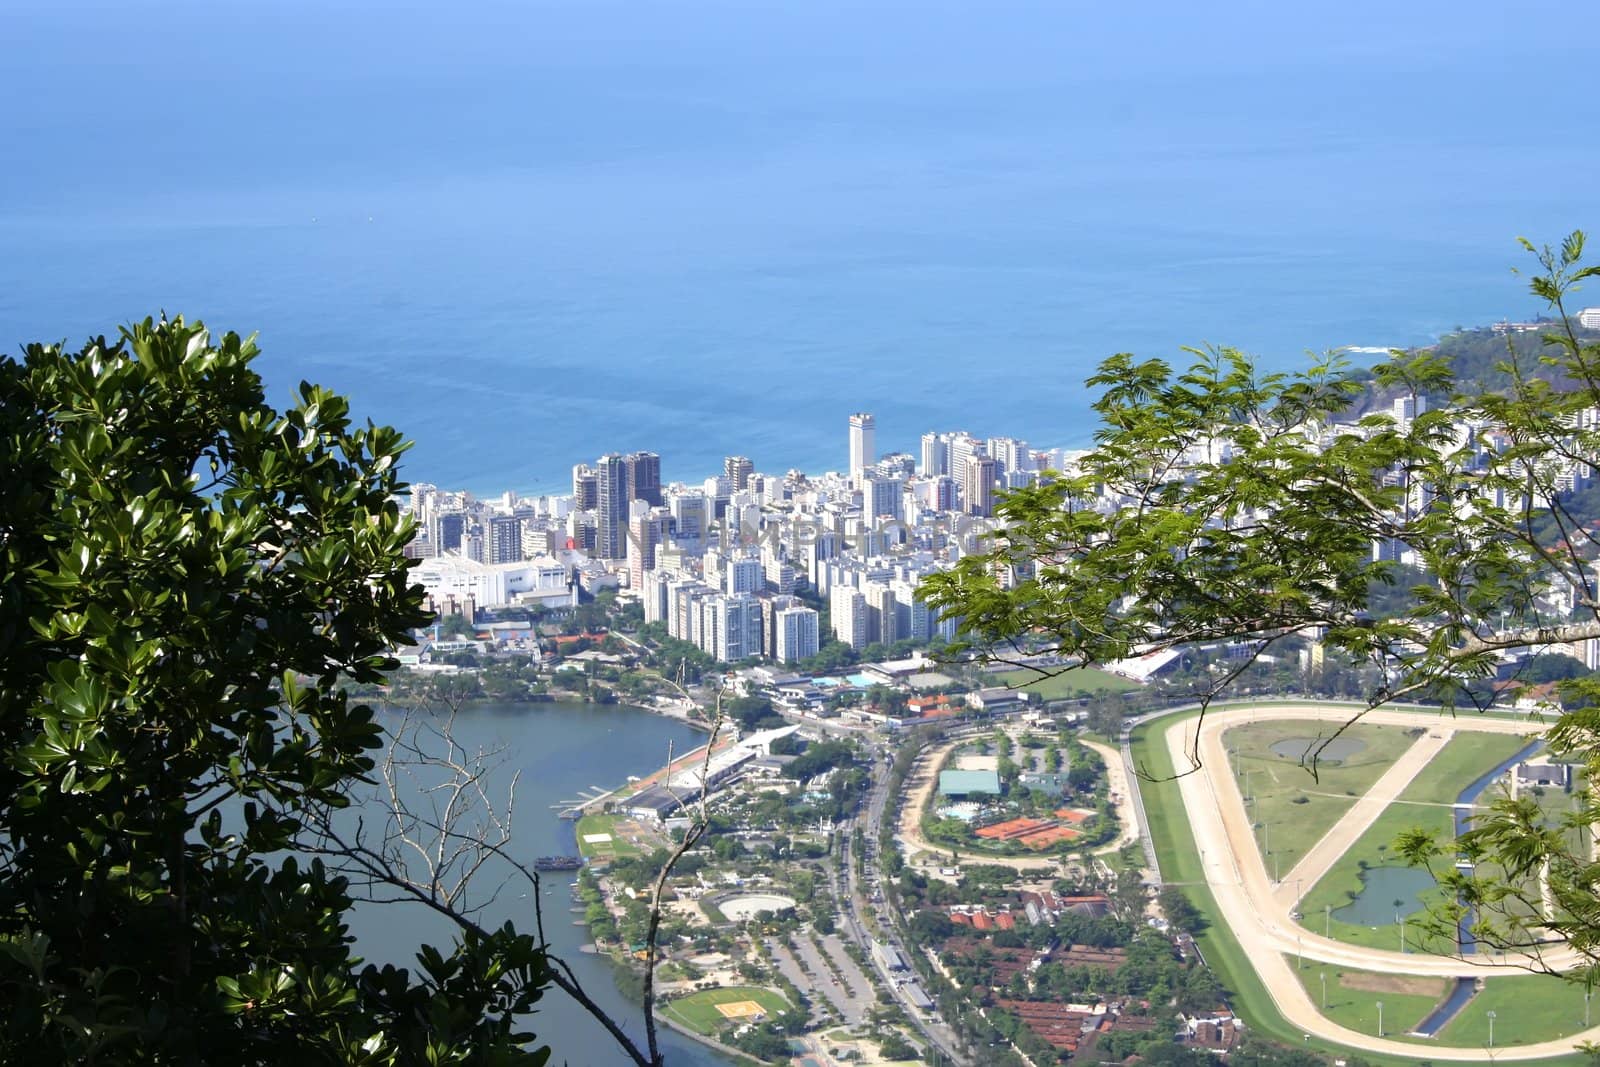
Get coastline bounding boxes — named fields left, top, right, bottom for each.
left=372, top=683, right=718, bottom=734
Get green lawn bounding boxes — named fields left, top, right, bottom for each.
left=1437, top=974, right=1595, bottom=1048
left=986, top=666, right=1140, bottom=700
left=1291, top=964, right=1597, bottom=1049
left=1129, top=705, right=1591, bottom=1067
left=660, top=986, right=789, bottom=1035
left=574, top=812, right=640, bottom=860
left=1220, top=720, right=1419, bottom=878
left=1298, top=731, right=1532, bottom=953
left=1293, top=961, right=1447, bottom=1039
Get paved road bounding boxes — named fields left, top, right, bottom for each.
left=1162, top=703, right=1600, bottom=1061
left=845, top=755, right=966, bottom=1063
left=1080, top=738, right=1142, bottom=858
left=894, top=739, right=1061, bottom=873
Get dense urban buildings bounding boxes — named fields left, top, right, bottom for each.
left=404, top=413, right=1039, bottom=663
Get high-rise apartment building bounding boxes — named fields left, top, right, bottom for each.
left=863, top=476, right=903, bottom=521
left=668, top=492, right=708, bottom=553
left=848, top=412, right=876, bottom=486
left=875, top=453, right=915, bottom=479
left=624, top=451, right=662, bottom=508
left=703, top=593, right=764, bottom=662
left=595, top=453, right=629, bottom=559
left=725, top=556, right=763, bottom=595
left=988, top=437, right=1030, bottom=479
left=890, top=578, right=933, bottom=641
left=627, top=506, right=666, bottom=590
left=774, top=605, right=820, bottom=664
left=963, top=454, right=998, bottom=518
left=723, top=455, right=754, bottom=491
left=431, top=512, right=466, bottom=553
left=487, top=514, right=524, bottom=564
left=949, top=434, right=983, bottom=488
left=830, top=585, right=868, bottom=650
left=571, top=464, right=598, bottom=511
left=919, top=432, right=950, bottom=477
left=866, top=582, right=900, bottom=645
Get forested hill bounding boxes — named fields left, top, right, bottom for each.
left=1347, top=319, right=1600, bottom=416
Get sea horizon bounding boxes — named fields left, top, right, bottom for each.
left=3, top=1, right=1596, bottom=498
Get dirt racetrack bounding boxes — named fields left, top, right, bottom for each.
left=1162, top=703, right=1597, bottom=1060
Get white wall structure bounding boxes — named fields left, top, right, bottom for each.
left=413, top=554, right=573, bottom=610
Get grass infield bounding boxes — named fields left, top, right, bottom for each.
left=660, top=986, right=789, bottom=1036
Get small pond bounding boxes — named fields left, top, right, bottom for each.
left=1269, top=736, right=1367, bottom=764
left=1331, top=865, right=1435, bottom=926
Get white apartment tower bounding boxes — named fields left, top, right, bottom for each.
left=849, top=412, right=876, bottom=486
left=775, top=605, right=820, bottom=664
left=866, top=582, right=898, bottom=645
left=725, top=556, right=763, bottom=595
left=919, top=432, right=951, bottom=477
left=863, top=475, right=903, bottom=521
left=963, top=454, right=998, bottom=518
left=830, top=585, right=869, bottom=650
left=704, top=593, right=764, bottom=662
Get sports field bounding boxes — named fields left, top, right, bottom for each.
left=985, top=666, right=1140, bottom=700
left=574, top=812, right=641, bottom=860
left=660, top=986, right=789, bottom=1035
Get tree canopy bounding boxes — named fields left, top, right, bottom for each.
left=921, top=232, right=1600, bottom=977
left=0, top=319, right=553, bottom=1063
left=924, top=234, right=1600, bottom=740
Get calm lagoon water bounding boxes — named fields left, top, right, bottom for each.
left=343, top=702, right=728, bottom=1066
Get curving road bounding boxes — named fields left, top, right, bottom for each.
left=1160, top=703, right=1597, bottom=1060
left=1080, top=738, right=1142, bottom=858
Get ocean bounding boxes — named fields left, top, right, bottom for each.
left=3, top=0, right=1597, bottom=497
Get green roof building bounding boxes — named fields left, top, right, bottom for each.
left=938, top=769, right=1002, bottom=798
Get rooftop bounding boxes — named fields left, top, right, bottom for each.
left=939, top=769, right=1002, bottom=796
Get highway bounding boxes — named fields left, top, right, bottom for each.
left=837, top=744, right=967, bottom=1065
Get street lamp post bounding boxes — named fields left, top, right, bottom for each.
left=1397, top=912, right=1405, bottom=953
left=1325, top=904, right=1331, bottom=939
left=1320, top=971, right=1327, bottom=1010
left=1586, top=991, right=1591, bottom=1028
left=1377, top=1000, right=1384, bottom=1037
left=1488, top=1009, right=1497, bottom=1048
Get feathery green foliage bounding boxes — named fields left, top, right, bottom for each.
left=923, top=233, right=1600, bottom=980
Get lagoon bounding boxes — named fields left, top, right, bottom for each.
left=344, top=701, right=731, bottom=1066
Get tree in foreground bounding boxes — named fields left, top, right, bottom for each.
left=920, top=233, right=1600, bottom=975
left=0, top=319, right=584, bottom=1063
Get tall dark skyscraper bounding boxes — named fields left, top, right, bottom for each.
left=571, top=463, right=598, bottom=511
left=432, top=511, right=465, bottom=552
left=625, top=451, right=662, bottom=507
left=596, top=453, right=629, bottom=559
left=487, top=514, right=524, bottom=564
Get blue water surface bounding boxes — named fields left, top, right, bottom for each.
left=3, top=0, right=1598, bottom=495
